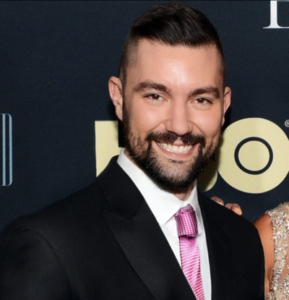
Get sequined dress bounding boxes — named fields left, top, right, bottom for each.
left=266, top=203, right=289, bottom=300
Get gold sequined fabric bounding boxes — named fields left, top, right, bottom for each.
left=266, top=202, right=289, bottom=300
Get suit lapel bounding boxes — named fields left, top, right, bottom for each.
left=198, top=192, right=232, bottom=300
left=98, top=157, right=195, bottom=300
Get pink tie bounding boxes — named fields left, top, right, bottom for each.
left=175, top=205, right=205, bottom=300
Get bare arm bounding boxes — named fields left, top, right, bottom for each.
left=254, top=214, right=274, bottom=295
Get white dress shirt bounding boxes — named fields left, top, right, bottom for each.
left=117, top=150, right=211, bottom=300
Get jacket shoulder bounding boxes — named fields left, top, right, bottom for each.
left=199, top=193, right=260, bottom=238
left=2, top=181, right=108, bottom=236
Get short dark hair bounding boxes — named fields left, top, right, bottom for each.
left=119, top=3, right=225, bottom=87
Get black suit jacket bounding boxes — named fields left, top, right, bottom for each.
left=0, top=157, right=264, bottom=300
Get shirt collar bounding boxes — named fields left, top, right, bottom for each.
left=117, top=150, right=203, bottom=234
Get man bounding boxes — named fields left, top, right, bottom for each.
left=0, top=3, right=263, bottom=300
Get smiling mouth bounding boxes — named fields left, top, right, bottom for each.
left=157, top=142, right=194, bottom=154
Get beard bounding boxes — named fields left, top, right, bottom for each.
left=122, top=104, right=218, bottom=193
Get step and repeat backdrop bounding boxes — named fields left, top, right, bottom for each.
left=1, top=1, right=289, bottom=230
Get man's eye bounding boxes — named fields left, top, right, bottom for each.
left=146, top=94, right=162, bottom=101
left=196, top=97, right=210, bottom=104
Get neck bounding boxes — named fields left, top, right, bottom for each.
left=172, top=182, right=195, bottom=201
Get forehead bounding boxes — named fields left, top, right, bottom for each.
left=126, top=39, right=223, bottom=90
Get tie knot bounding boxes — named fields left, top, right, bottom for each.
left=175, top=205, right=198, bottom=237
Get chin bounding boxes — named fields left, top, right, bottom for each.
left=141, top=156, right=201, bottom=192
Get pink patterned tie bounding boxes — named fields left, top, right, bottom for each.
left=175, top=205, right=205, bottom=300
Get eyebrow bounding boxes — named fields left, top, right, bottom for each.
left=133, top=81, right=171, bottom=95
left=189, top=87, right=220, bottom=99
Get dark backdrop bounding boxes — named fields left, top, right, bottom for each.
left=1, top=1, right=289, bottom=230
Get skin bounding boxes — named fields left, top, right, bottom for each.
left=254, top=214, right=274, bottom=294
left=109, top=39, right=231, bottom=201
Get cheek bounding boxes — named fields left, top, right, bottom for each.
left=129, top=103, right=164, bottom=136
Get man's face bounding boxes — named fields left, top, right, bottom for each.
left=110, top=39, right=230, bottom=193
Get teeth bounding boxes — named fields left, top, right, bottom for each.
left=158, top=143, right=193, bottom=153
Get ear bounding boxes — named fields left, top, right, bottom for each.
left=222, top=87, right=231, bottom=126
left=108, top=76, right=124, bottom=121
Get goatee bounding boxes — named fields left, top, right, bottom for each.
left=123, top=105, right=217, bottom=193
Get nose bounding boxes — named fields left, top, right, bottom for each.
left=165, top=100, right=192, bottom=136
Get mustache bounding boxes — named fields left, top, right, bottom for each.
left=146, top=131, right=206, bottom=147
